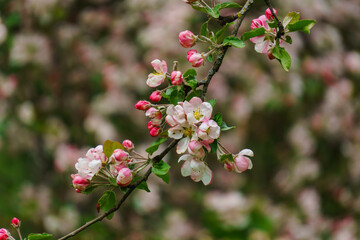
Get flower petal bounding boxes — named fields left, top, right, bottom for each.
left=239, top=148, right=254, bottom=157
left=176, top=137, right=190, bottom=154
left=201, top=166, right=213, bottom=185
left=181, top=161, right=191, bottom=177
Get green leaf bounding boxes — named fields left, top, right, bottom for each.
left=28, top=233, right=54, bottom=240
left=152, top=160, right=171, bottom=184
left=183, top=69, right=197, bottom=78
left=81, top=185, right=97, bottom=195
left=191, top=5, right=217, bottom=18
left=284, top=35, right=292, bottom=44
left=268, top=21, right=278, bottom=28
left=213, top=2, right=242, bottom=18
left=109, top=177, right=118, bottom=187
left=213, top=113, right=222, bottom=126
left=208, top=99, right=216, bottom=107
left=186, top=89, right=202, bottom=100
left=136, top=181, right=150, bottom=192
left=287, top=19, right=316, bottom=34
left=215, top=22, right=234, bottom=40
left=169, top=88, right=185, bottom=105
left=98, top=191, right=116, bottom=219
left=146, top=138, right=167, bottom=155
left=282, top=11, right=300, bottom=28
left=200, top=21, right=209, bottom=37
left=152, top=160, right=171, bottom=176
left=219, top=153, right=234, bottom=163
left=103, top=140, right=124, bottom=158
left=223, top=36, right=245, bottom=48
left=221, top=121, right=235, bottom=131
left=209, top=139, right=218, bottom=154
left=272, top=45, right=291, bottom=72
left=241, top=27, right=266, bottom=41
left=185, top=78, right=198, bottom=90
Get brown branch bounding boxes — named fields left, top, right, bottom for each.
left=263, top=0, right=285, bottom=39
left=58, top=1, right=257, bottom=239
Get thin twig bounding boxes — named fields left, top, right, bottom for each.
left=263, top=0, right=285, bottom=39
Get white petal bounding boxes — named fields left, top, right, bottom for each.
left=239, top=149, right=254, bottom=157
left=151, top=59, right=162, bottom=73
left=178, top=154, right=193, bottom=163
left=201, top=166, right=213, bottom=185
left=181, top=161, right=191, bottom=177
left=247, top=158, right=253, bottom=170
left=200, top=102, right=213, bottom=121
left=165, top=115, right=177, bottom=127
left=182, top=101, right=193, bottom=115
left=168, top=126, right=183, bottom=139
left=146, top=73, right=164, bottom=87
left=176, top=137, right=190, bottom=154
left=189, top=97, right=202, bottom=107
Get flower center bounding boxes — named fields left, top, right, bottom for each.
left=193, top=108, right=203, bottom=120
left=183, top=127, right=193, bottom=137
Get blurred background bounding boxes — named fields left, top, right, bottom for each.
left=0, top=0, right=360, bottom=239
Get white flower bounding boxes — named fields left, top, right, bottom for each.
left=183, top=97, right=212, bottom=124
left=75, top=157, right=102, bottom=180
left=197, top=120, right=220, bottom=141
left=86, top=145, right=107, bottom=164
left=146, top=59, right=168, bottom=87
left=168, top=123, right=198, bottom=154
left=179, top=154, right=213, bottom=185
left=165, top=104, right=186, bottom=127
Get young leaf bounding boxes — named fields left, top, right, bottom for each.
left=81, top=185, right=98, bottom=195
left=219, top=153, right=234, bottom=163
left=213, top=2, right=242, bottom=18
left=287, top=19, right=316, bottom=34
left=210, top=139, right=218, bottom=154
left=28, top=233, right=54, bottom=240
left=208, top=99, right=216, bottom=107
left=221, top=121, right=235, bottom=131
left=192, top=5, right=217, bottom=18
left=136, top=181, right=151, bottom=192
left=200, top=21, right=209, bottom=37
left=215, top=22, right=234, bottom=40
left=156, top=172, right=170, bottom=184
left=185, top=78, right=198, bottom=90
left=103, top=140, right=124, bottom=158
left=146, top=138, right=167, bottom=155
left=241, top=27, right=266, bottom=41
left=152, top=160, right=171, bottom=184
left=272, top=45, right=291, bottom=72
left=282, top=11, right=300, bottom=28
left=213, top=113, right=222, bottom=126
left=183, top=69, right=197, bottom=78
left=223, top=36, right=245, bottom=48
left=98, top=190, right=116, bottom=219
left=284, top=35, right=292, bottom=44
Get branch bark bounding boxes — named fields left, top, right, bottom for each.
left=58, top=1, right=256, bottom=239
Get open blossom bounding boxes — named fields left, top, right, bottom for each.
left=71, top=174, right=90, bottom=192
left=75, top=157, right=102, bottom=180
left=146, top=59, right=168, bottom=87
left=188, top=140, right=205, bottom=158
left=171, top=71, right=183, bottom=85
left=187, top=50, right=204, bottom=67
left=116, top=167, right=133, bottom=187
left=179, top=30, right=196, bottom=48
left=86, top=145, right=107, bottom=164
left=234, top=149, right=254, bottom=173
left=0, top=229, right=10, bottom=240
left=179, top=154, right=213, bottom=185
left=197, top=120, right=220, bottom=142
left=168, top=123, right=198, bottom=154
left=165, top=104, right=186, bottom=127
left=183, top=97, right=212, bottom=124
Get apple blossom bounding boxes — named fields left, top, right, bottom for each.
left=86, top=145, right=107, bottom=164
left=0, top=229, right=10, bottom=240
left=71, top=174, right=91, bottom=192
left=250, top=15, right=274, bottom=54
left=188, top=140, right=206, bottom=158
left=265, top=8, right=278, bottom=21
left=187, top=50, right=204, bottom=67
left=150, top=127, right=161, bottom=137
left=168, top=123, right=198, bottom=154
left=179, top=154, right=213, bottom=185
left=234, top=149, right=254, bottom=173
left=170, top=71, right=183, bottom=85
left=11, top=218, right=20, bottom=228
left=149, top=90, right=162, bottom=102
left=183, top=97, right=212, bottom=124
left=145, top=107, right=161, bottom=118
left=116, top=168, right=133, bottom=187
left=148, top=121, right=156, bottom=130
left=179, top=30, right=196, bottom=48
left=113, top=149, right=129, bottom=162
left=150, top=114, right=162, bottom=126
left=146, top=59, right=168, bottom=87
left=135, top=100, right=151, bottom=111
left=122, top=139, right=134, bottom=151
left=165, top=104, right=186, bottom=127
left=197, top=120, right=220, bottom=141
left=75, top=157, right=102, bottom=180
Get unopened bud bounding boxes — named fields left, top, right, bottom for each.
left=179, top=30, right=197, bottom=48
left=149, top=127, right=161, bottom=137
left=122, top=140, right=134, bottom=151
left=149, top=91, right=162, bottom=102
left=116, top=168, right=133, bottom=187
left=171, top=71, right=183, bottom=85
left=135, top=100, right=151, bottom=111
left=11, top=218, right=20, bottom=228
left=113, top=149, right=129, bottom=162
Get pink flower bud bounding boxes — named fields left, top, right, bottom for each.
left=148, top=121, right=155, bottom=130
left=122, top=140, right=134, bottom=151
left=234, top=155, right=250, bottom=173
left=224, top=161, right=235, bottom=172
left=187, top=50, right=204, bottom=67
left=179, top=30, right=196, bottom=48
left=171, top=71, right=183, bottom=85
left=150, top=127, right=161, bottom=137
left=188, top=140, right=206, bottom=158
left=265, top=8, right=278, bottom=21
left=151, top=114, right=162, bottom=126
left=146, top=107, right=160, bottom=118
left=71, top=174, right=90, bottom=192
left=113, top=149, right=129, bottom=162
left=116, top=168, right=133, bottom=187
left=11, top=218, right=20, bottom=228
left=135, top=100, right=151, bottom=111
left=149, top=91, right=162, bottom=102
left=0, top=229, right=10, bottom=240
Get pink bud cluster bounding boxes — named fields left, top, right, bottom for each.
left=0, top=229, right=10, bottom=240
left=250, top=8, right=283, bottom=59
left=146, top=107, right=163, bottom=137
left=178, top=30, right=206, bottom=68
left=71, top=140, right=138, bottom=192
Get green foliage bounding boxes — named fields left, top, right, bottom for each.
left=223, top=36, right=245, bottom=48
left=146, top=138, right=167, bottom=155
left=27, top=233, right=54, bottom=240
left=213, top=113, right=222, bottom=126
left=152, top=160, right=171, bottom=184
left=98, top=190, right=116, bottom=219
left=209, top=139, right=218, bottom=154
left=215, top=22, right=234, bottom=40
left=136, top=181, right=151, bottom=192
left=241, top=27, right=266, bottom=41
left=103, top=140, right=124, bottom=158
left=219, top=154, right=234, bottom=163
left=220, top=121, right=235, bottom=131
left=183, top=69, right=198, bottom=90
left=200, top=21, right=209, bottom=37
left=212, top=2, right=242, bottom=18
left=208, top=99, right=216, bottom=107
left=272, top=45, right=291, bottom=72
left=282, top=11, right=300, bottom=27
left=287, top=19, right=316, bottom=34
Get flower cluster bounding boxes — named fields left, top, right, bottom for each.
left=250, top=8, right=282, bottom=58
left=0, top=218, right=21, bottom=240
left=71, top=140, right=144, bottom=193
